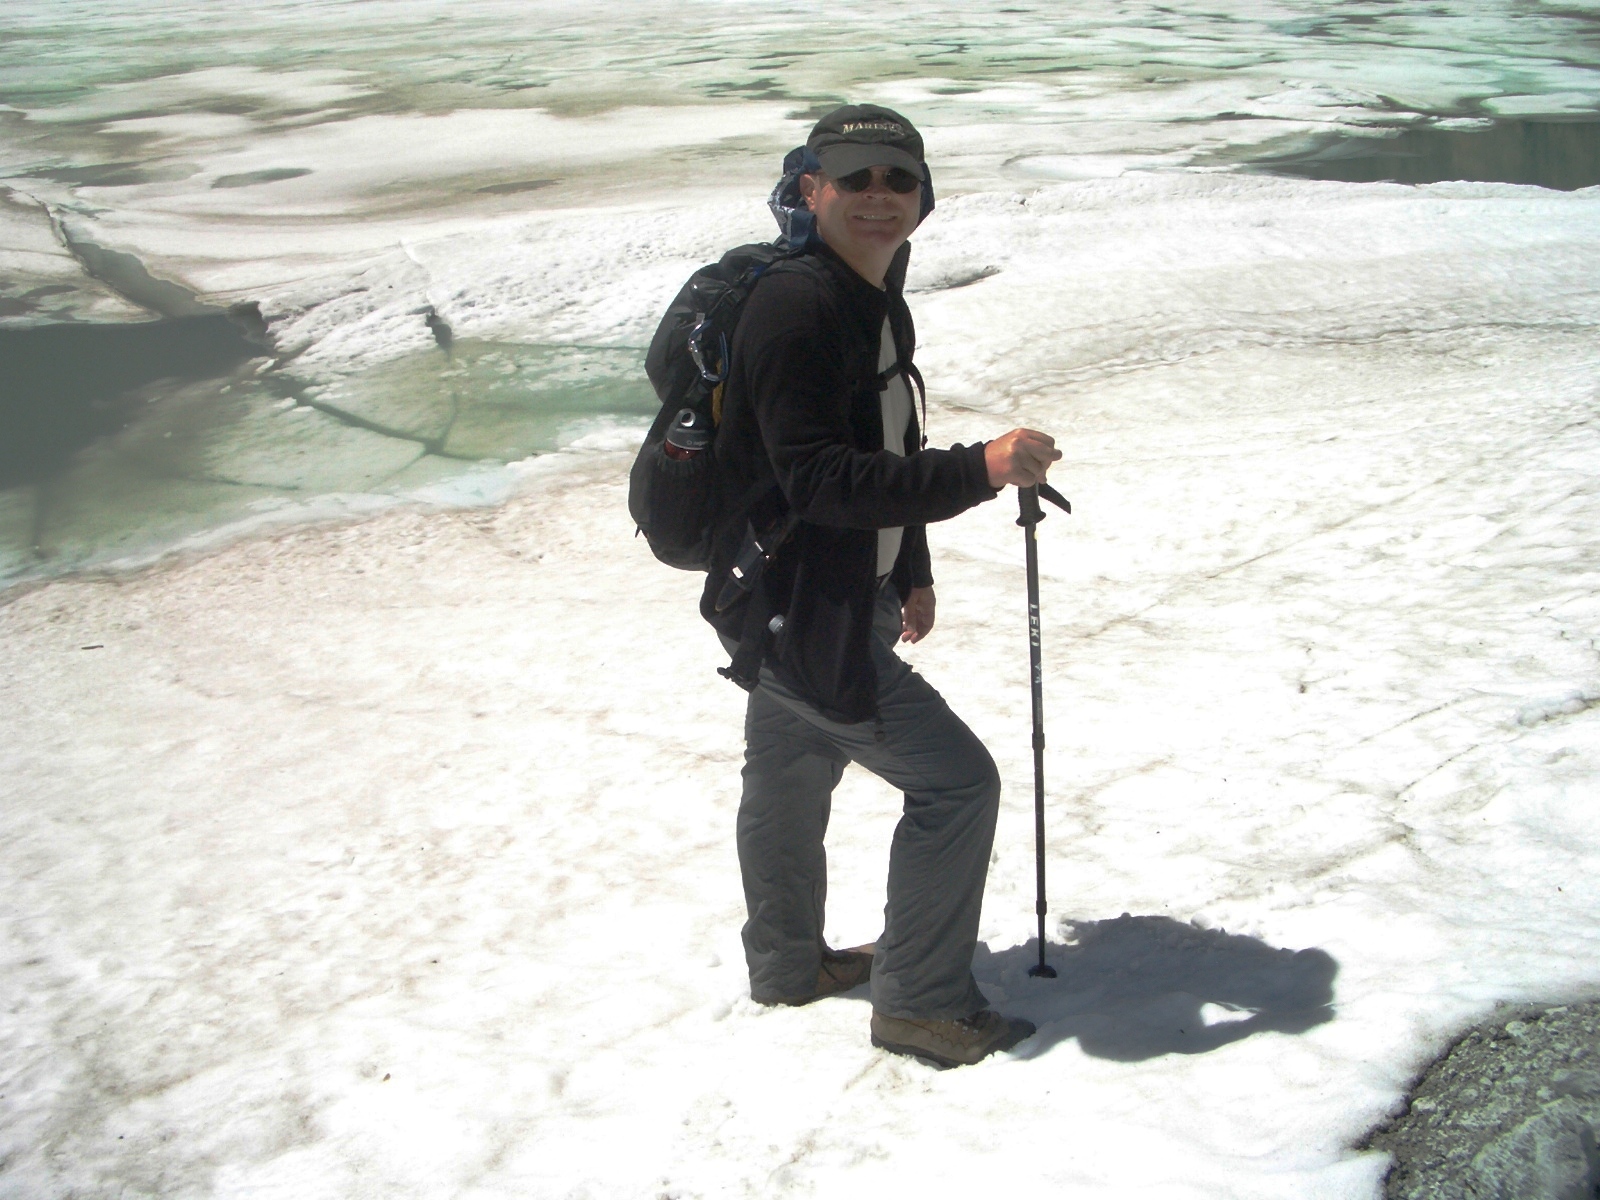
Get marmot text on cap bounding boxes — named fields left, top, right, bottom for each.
left=806, top=104, right=927, bottom=181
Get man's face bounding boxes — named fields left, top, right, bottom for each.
left=800, top=166, right=922, bottom=271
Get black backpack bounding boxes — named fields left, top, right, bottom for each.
left=629, top=241, right=801, bottom=571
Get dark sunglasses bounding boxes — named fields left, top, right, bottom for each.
left=832, top=166, right=921, bottom=194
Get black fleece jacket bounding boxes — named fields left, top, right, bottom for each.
left=700, top=241, right=998, bottom=724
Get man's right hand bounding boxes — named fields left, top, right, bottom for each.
left=985, top=428, right=1061, bottom=489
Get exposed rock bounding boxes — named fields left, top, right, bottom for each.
left=1364, top=1002, right=1600, bottom=1199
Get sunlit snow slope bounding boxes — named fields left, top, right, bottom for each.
left=3, top=2, right=1600, bottom=1198
left=5, top=168, right=1599, bottom=1197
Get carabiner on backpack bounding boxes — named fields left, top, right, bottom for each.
left=688, top=319, right=730, bottom=384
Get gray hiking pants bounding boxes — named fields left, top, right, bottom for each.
left=733, top=583, right=1001, bottom=1020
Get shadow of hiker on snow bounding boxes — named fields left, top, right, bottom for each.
left=972, top=913, right=1338, bottom=1062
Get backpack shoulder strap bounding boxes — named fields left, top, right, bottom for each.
left=876, top=355, right=928, bottom=451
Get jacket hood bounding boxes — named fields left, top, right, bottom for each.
left=768, top=144, right=936, bottom=253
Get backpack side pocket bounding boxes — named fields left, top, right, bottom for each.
left=634, top=439, right=717, bottom=571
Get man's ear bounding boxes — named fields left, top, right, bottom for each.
left=799, top=172, right=821, bottom=212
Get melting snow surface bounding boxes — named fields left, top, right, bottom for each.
left=3, top=1, right=1600, bottom=1195
left=4, top=167, right=1599, bottom=1196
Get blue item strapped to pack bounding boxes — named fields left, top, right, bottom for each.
left=767, top=145, right=936, bottom=254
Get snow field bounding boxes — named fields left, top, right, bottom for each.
left=4, top=169, right=1599, bottom=1196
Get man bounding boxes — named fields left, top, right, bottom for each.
left=701, top=104, right=1061, bottom=1068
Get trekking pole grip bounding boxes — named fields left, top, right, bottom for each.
left=1016, top=484, right=1043, bottom=528
left=1016, top=482, right=1069, bottom=529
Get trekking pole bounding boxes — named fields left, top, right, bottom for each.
left=1017, top=481, right=1070, bottom=979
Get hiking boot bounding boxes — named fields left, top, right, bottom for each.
left=755, top=944, right=874, bottom=1007
left=870, top=1008, right=1037, bottom=1069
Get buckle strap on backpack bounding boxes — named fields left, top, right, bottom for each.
left=714, top=510, right=800, bottom=691
left=717, top=580, right=776, bottom=692
left=713, top=510, right=797, bottom=613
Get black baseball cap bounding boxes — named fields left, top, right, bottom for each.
left=806, top=104, right=927, bottom=181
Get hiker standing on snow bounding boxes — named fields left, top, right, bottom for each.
left=701, top=105, right=1061, bottom=1067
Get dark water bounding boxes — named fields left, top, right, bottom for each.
left=1257, top=118, right=1600, bottom=191
left=0, top=316, right=260, bottom=487
left=0, top=314, right=655, bottom=586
